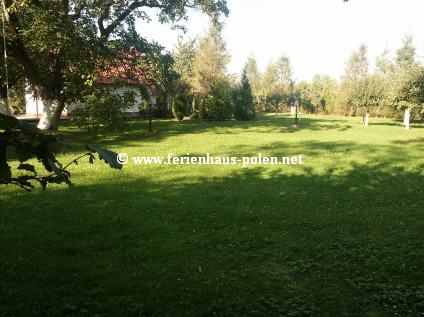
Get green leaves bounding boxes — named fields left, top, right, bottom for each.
left=0, top=113, right=20, bottom=131
left=15, top=147, right=35, bottom=162
left=0, top=138, right=11, bottom=181
left=172, top=93, right=186, bottom=121
left=0, top=164, right=12, bottom=181
left=17, top=164, right=36, bottom=174
left=72, top=87, right=130, bottom=138
left=85, top=145, right=123, bottom=170
left=234, top=67, right=255, bottom=121
left=199, top=80, right=234, bottom=120
left=48, top=160, right=65, bottom=179
left=0, top=113, right=122, bottom=191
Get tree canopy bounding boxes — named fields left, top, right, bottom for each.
left=0, top=0, right=229, bottom=129
left=192, top=22, right=230, bottom=95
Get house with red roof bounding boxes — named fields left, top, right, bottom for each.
left=25, top=55, right=156, bottom=117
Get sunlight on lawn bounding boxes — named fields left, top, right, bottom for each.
left=1, top=113, right=423, bottom=316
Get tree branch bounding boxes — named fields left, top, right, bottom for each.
left=2, top=0, right=49, bottom=96
left=69, top=1, right=86, bottom=20
left=61, top=0, right=69, bottom=15
left=97, top=0, right=114, bottom=36
left=100, top=0, right=167, bottom=38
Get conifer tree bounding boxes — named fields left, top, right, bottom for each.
left=234, top=67, right=255, bottom=121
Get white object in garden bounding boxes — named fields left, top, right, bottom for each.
left=404, top=108, right=410, bottom=129
left=364, top=112, right=369, bottom=126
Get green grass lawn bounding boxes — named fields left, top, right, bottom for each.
left=1, top=113, right=423, bottom=316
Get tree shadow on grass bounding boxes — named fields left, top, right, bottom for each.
left=1, top=140, right=423, bottom=316
left=7, top=114, right=359, bottom=160
left=370, top=120, right=424, bottom=129
left=227, top=139, right=422, bottom=169
left=33, top=113, right=422, bottom=163
left=52, top=113, right=356, bottom=147
left=391, top=137, right=424, bottom=145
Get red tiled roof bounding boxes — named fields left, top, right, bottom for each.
left=96, top=52, right=152, bottom=85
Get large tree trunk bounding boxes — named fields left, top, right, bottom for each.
left=404, top=108, right=410, bottom=130
left=0, top=97, right=11, bottom=115
left=37, top=98, right=65, bottom=130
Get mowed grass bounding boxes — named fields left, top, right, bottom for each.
left=1, top=113, right=423, bottom=317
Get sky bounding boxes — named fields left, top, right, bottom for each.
left=136, top=0, right=424, bottom=82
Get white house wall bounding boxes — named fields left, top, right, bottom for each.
left=25, top=93, right=38, bottom=116
left=25, top=92, right=68, bottom=116
left=25, top=85, right=156, bottom=116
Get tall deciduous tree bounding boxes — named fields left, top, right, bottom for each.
left=172, top=37, right=197, bottom=96
left=389, top=34, right=423, bottom=128
left=260, top=54, right=294, bottom=118
left=0, top=36, right=25, bottom=115
left=388, top=64, right=423, bottom=128
left=351, top=74, right=384, bottom=126
left=261, top=60, right=278, bottom=96
left=244, top=54, right=261, bottom=100
left=275, top=55, right=293, bottom=90
left=375, top=48, right=394, bottom=75
left=396, top=34, right=416, bottom=68
left=307, top=74, right=337, bottom=115
left=339, top=43, right=369, bottom=116
left=191, top=22, right=234, bottom=120
left=308, top=75, right=325, bottom=116
left=1, top=0, right=229, bottom=130
left=193, top=22, right=230, bottom=95
left=295, top=80, right=311, bottom=113
left=140, top=42, right=180, bottom=111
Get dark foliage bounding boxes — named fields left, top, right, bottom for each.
left=234, top=68, right=255, bottom=121
left=172, top=93, right=187, bottom=121
left=71, top=88, right=134, bottom=138
left=199, top=81, right=234, bottom=120
left=0, top=113, right=122, bottom=191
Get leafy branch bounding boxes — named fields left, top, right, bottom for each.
left=0, top=113, right=122, bottom=191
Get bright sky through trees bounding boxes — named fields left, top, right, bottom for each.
left=136, top=0, right=424, bottom=82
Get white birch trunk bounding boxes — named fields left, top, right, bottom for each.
left=404, top=108, right=410, bottom=129
left=364, top=112, right=369, bottom=126
left=0, top=98, right=11, bottom=115
left=37, top=99, right=58, bottom=130
left=290, top=105, right=295, bottom=115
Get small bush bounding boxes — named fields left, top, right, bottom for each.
left=190, top=96, right=200, bottom=118
left=138, top=100, right=151, bottom=120
left=172, top=94, right=186, bottom=121
left=154, top=101, right=172, bottom=118
left=0, top=113, right=122, bottom=191
left=139, top=101, right=172, bottom=119
left=72, top=88, right=132, bottom=137
left=199, top=81, right=234, bottom=120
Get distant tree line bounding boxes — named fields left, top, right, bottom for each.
left=244, top=34, right=423, bottom=128
left=167, top=28, right=422, bottom=126
left=2, top=1, right=421, bottom=128
left=167, top=22, right=255, bottom=121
